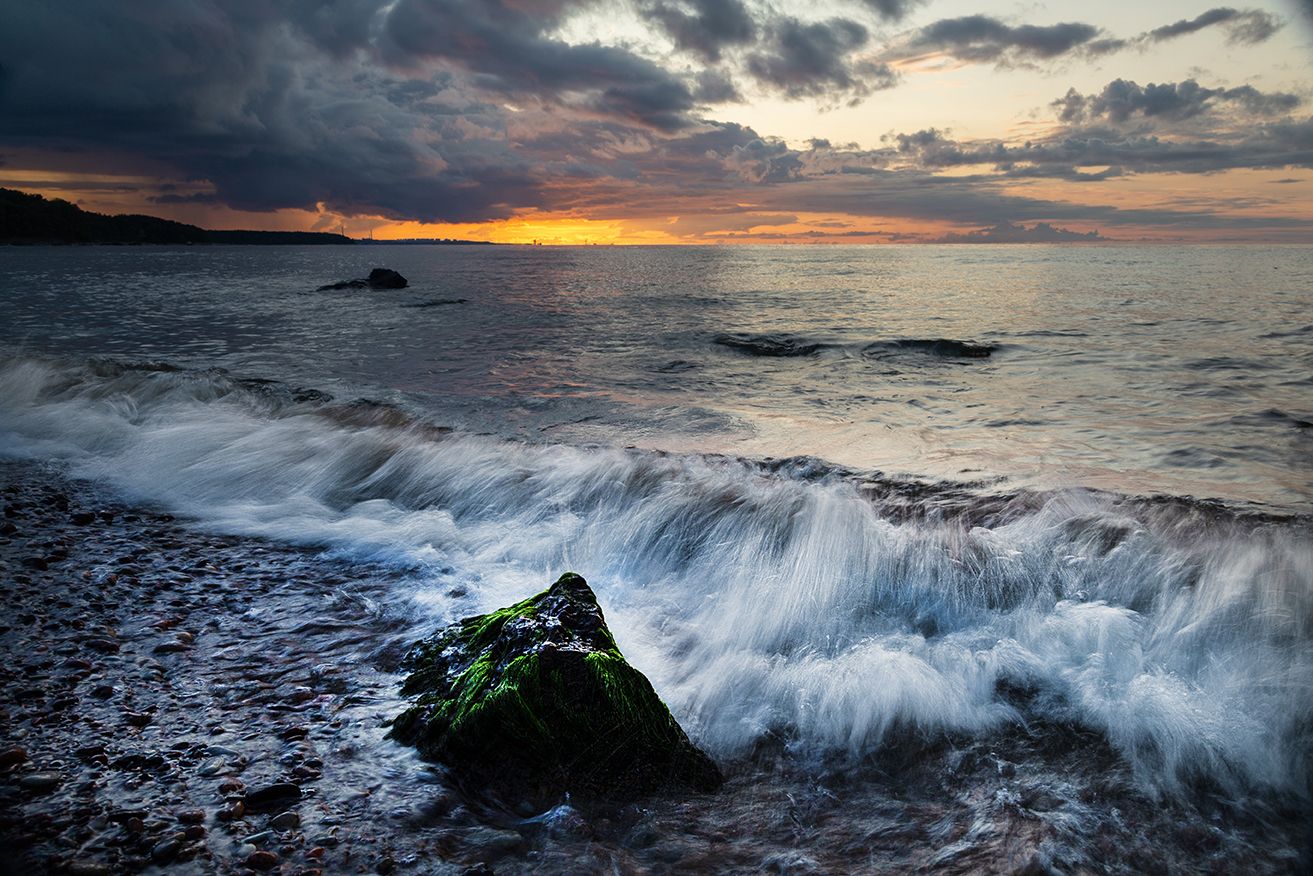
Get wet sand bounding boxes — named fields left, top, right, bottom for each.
left=1, top=460, right=1308, bottom=874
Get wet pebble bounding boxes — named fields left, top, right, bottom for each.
left=244, top=781, right=301, bottom=812
left=270, top=810, right=301, bottom=830
left=0, top=747, right=28, bottom=768
left=18, top=771, right=62, bottom=792
left=151, top=833, right=185, bottom=863
left=245, top=849, right=280, bottom=871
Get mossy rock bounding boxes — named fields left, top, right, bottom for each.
left=390, top=573, right=723, bottom=800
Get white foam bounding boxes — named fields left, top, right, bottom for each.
left=2, top=354, right=1310, bottom=795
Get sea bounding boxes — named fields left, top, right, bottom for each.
left=1, top=244, right=1311, bottom=871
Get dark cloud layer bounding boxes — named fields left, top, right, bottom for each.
left=907, top=15, right=1101, bottom=64
left=641, top=0, right=756, bottom=62
left=0, top=1, right=1307, bottom=240
left=1054, top=79, right=1302, bottom=124
left=1146, top=7, right=1281, bottom=44
left=746, top=17, right=896, bottom=101
left=890, top=6, right=1284, bottom=69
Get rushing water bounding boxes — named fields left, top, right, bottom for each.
left=1, top=244, right=1312, bottom=864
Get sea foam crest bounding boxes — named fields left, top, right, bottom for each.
left=1, top=353, right=1310, bottom=796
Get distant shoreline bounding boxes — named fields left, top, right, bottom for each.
left=0, top=187, right=497, bottom=247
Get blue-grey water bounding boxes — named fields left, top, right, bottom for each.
left=3, top=244, right=1311, bottom=508
left=1, top=244, right=1312, bottom=869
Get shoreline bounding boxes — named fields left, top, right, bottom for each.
left=2, top=459, right=1309, bottom=873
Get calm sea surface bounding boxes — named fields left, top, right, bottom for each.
left=2, top=243, right=1311, bottom=510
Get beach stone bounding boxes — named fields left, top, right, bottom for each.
left=245, top=849, right=280, bottom=871
left=270, top=810, right=300, bottom=830
left=19, top=771, right=62, bottom=792
left=390, top=572, right=722, bottom=801
left=244, top=782, right=301, bottom=812
left=0, top=746, right=28, bottom=768
left=151, top=833, right=185, bottom=863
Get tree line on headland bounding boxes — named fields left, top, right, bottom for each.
left=0, top=188, right=497, bottom=247
left=0, top=187, right=353, bottom=245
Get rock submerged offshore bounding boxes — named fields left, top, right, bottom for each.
left=390, top=573, right=722, bottom=801
left=316, top=267, right=407, bottom=290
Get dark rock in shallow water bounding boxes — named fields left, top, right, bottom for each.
left=714, top=332, right=825, bottom=357
left=390, top=572, right=722, bottom=800
left=316, top=267, right=408, bottom=291
left=367, top=267, right=408, bottom=288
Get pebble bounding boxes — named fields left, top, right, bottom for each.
left=124, top=711, right=152, bottom=728
left=151, top=833, right=185, bottom=863
left=270, top=810, right=301, bottom=830
left=243, top=829, right=276, bottom=846
left=246, top=849, right=280, bottom=871
left=0, top=746, right=28, bottom=768
left=244, top=781, right=302, bottom=812
left=18, top=771, right=62, bottom=792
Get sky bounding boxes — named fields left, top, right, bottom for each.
left=0, top=0, right=1311, bottom=243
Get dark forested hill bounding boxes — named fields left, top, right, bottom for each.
left=0, top=188, right=353, bottom=245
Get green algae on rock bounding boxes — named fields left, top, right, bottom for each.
left=390, top=573, right=723, bottom=799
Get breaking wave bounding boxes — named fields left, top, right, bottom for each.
left=1, top=352, right=1310, bottom=799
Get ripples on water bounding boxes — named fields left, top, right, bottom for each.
left=2, top=244, right=1310, bottom=507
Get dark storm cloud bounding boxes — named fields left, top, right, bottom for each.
left=903, top=15, right=1102, bottom=65
left=856, top=0, right=925, bottom=22
left=640, top=0, right=756, bottom=62
left=888, top=95, right=1313, bottom=179
left=1145, top=7, right=1282, bottom=45
left=380, top=0, right=697, bottom=131
left=693, top=69, right=743, bottom=104
left=1053, top=79, right=1302, bottom=124
left=889, top=7, right=1282, bottom=70
left=0, top=0, right=717, bottom=221
left=0, top=0, right=1307, bottom=241
left=745, top=17, right=896, bottom=101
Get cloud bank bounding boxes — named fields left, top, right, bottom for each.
left=0, top=1, right=1307, bottom=240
